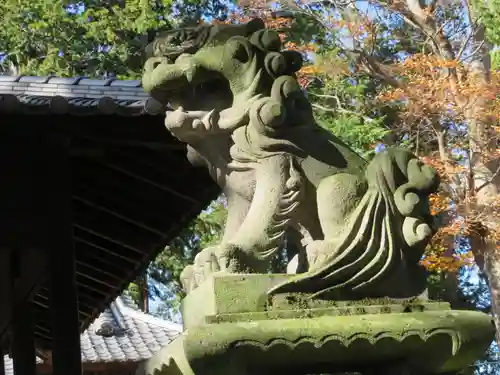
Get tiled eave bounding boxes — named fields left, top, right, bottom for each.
left=0, top=75, right=166, bottom=116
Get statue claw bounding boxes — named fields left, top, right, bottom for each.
left=181, top=246, right=230, bottom=293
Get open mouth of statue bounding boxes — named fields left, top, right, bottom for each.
left=161, top=72, right=234, bottom=132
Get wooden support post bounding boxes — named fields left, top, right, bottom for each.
left=8, top=240, right=37, bottom=375
left=0, top=346, right=5, bottom=375
left=47, top=135, right=82, bottom=375
left=12, top=300, right=36, bottom=375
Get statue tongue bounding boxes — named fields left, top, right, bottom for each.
left=165, top=107, right=217, bottom=139
left=165, top=107, right=208, bottom=128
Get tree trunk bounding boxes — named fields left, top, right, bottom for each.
left=459, top=6, right=500, bottom=344
left=484, top=247, right=500, bottom=345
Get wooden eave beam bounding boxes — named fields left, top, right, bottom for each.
left=73, top=195, right=167, bottom=237
left=73, top=183, right=172, bottom=230
left=75, top=270, right=118, bottom=290
left=74, top=259, right=123, bottom=283
left=74, top=237, right=137, bottom=264
left=73, top=224, right=146, bottom=255
left=98, top=161, right=198, bottom=203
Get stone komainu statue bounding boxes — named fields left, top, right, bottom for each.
left=142, top=18, right=440, bottom=301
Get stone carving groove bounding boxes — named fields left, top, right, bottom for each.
left=229, top=328, right=460, bottom=351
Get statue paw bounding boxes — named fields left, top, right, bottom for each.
left=218, top=243, right=268, bottom=273
left=180, top=246, right=224, bottom=293
left=217, top=243, right=246, bottom=273
left=180, top=243, right=266, bottom=293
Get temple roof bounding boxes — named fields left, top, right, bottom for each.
left=0, top=75, right=219, bottom=348
left=0, top=75, right=167, bottom=116
left=3, top=295, right=182, bottom=373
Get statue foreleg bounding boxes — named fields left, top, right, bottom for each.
left=221, top=192, right=251, bottom=244
left=218, top=155, right=303, bottom=273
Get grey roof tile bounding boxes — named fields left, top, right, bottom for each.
left=48, top=77, right=85, bottom=85
left=0, top=75, right=168, bottom=116
left=3, top=295, right=181, bottom=374
left=110, top=80, right=141, bottom=88
left=78, top=78, right=115, bottom=86
left=0, top=76, right=167, bottom=116
left=0, top=76, right=22, bottom=83
left=18, top=76, right=54, bottom=83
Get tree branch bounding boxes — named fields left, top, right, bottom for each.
left=311, top=102, right=378, bottom=123
left=475, top=163, right=500, bottom=194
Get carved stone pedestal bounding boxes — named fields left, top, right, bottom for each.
left=137, top=274, right=494, bottom=375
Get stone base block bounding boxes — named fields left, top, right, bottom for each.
left=135, top=274, right=496, bottom=375
left=181, top=273, right=444, bottom=329
left=181, top=273, right=291, bottom=329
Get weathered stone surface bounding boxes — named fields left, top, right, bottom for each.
left=139, top=307, right=494, bottom=375
left=140, top=19, right=495, bottom=375
left=181, top=274, right=449, bottom=329
left=181, top=273, right=290, bottom=329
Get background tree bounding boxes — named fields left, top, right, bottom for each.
left=129, top=198, right=227, bottom=320
left=0, top=0, right=231, bottom=77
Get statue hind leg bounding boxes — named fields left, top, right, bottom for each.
left=317, top=173, right=367, bottom=238
left=307, top=173, right=367, bottom=269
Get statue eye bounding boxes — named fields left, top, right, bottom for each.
left=227, top=38, right=250, bottom=64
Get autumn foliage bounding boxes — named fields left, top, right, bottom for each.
left=376, top=54, right=500, bottom=271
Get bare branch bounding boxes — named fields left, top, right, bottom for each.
left=311, top=102, right=378, bottom=123
left=351, top=49, right=402, bottom=87
left=309, top=92, right=344, bottom=107
left=475, top=163, right=500, bottom=194
left=456, top=23, right=480, bottom=61
left=460, top=40, right=486, bottom=62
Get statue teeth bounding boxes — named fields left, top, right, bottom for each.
left=193, top=119, right=203, bottom=129
left=186, top=70, right=194, bottom=83
left=202, top=109, right=215, bottom=130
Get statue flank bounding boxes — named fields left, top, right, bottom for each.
left=140, top=18, right=494, bottom=375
